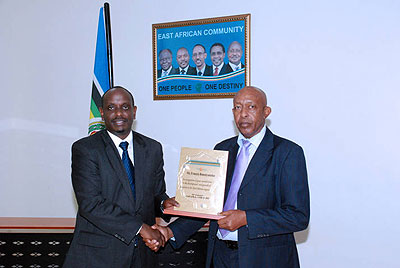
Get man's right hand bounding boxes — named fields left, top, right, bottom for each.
left=151, top=224, right=174, bottom=241
left=140, top=223, right=165, bottom=252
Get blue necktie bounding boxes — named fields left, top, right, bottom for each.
left=119, top=141, right=136, bottom=200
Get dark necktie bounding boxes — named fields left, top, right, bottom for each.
left=119, top=141, right=136, bottom=200
left=214, top=67, right=219, bottom=76
left=198, top=71, right=202, bottom=76
left=181, top=69, right=185, bottom=74
left=219, top=140, right=251, bottom=238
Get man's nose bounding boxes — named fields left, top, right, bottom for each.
left=115, top=107, right=124, bottom=116
left=240, top=108, right=249, bottom=117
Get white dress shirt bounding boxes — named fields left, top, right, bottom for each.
left=218, top=127, right=266, bottom=241
left=196, top=65, right=206, bottom=76
left=161, top=66, right=173, bottom=77
left=228, top=62, right=242, bottom=72
left=107, top=131, right=134, bottom=165
left=213, top=63, right=224, bottom=75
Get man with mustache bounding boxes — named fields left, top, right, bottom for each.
left=209, top=43, right=230, bottom=76
left=226, top=41, right=245, bottom=73
left=63, top=86, right=172, bottom=267
left=175, top=47, right=196, bottom=75
left=152, top=86, right=310, bottom=268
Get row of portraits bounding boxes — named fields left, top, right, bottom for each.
left=157, top=41, right=245, bottom=78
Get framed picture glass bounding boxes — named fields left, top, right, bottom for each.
left=152, top=14, right=250, bottom=100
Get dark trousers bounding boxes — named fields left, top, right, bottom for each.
left=212, top=239, right=239, bottom=268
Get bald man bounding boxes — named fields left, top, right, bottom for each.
left=226, top=41, right=245, bottom=73
left=154, top=86, right=310, bottom=268
left=157, top=49, right=178, bottom=78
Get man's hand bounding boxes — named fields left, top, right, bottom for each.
left=140, top=223, right=165, bottom=252
left=217, top=210, right=247, bottom=231
left=151, top=224, right=174, bottom=241
left=163, top=197, right=180, bottom=210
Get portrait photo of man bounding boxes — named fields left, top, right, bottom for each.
left=157, top=49, right=178, bottom=78
left=175, top=47, right=196, bottom=75
left=226, top=41, right=245, bottom=72
left=192, top=44, right=212, bottom=76
left=210, top=43, right=230, bottom=76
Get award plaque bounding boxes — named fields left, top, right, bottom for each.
left=164, top=147, right=229, bottom=220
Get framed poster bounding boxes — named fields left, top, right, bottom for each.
left=152, top=14, right=250, bottom=100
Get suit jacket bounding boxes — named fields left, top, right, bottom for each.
left=218, top=63, right=231, bottom=75
left=202, top=65, right=213, bottom=76
left=223, top=62, right=245, bottom=74
left=157, top=67, right=179, bottom=78
left=169, top=127, right=310, bottom=268
left=63, top=130, right=168, bottom=268
left=175, top=66, right=197, bottom=75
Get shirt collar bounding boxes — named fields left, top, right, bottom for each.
left=229, top=62, right=241, bottom=71
left=196, top=65, right=206, bottom=73
left=180, top=66, right=189, bottom=72
left=162, top=66, right=172, bottom=75
left=237, top=126, right=266, bottom=148
left=107, top=130, right=133, bottom=149
left=213, top=62, right=224, bottom=71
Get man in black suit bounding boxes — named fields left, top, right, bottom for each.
left=210, top=43, right=230, bottom=76
left=153, top=86, right=310, bottom=268
left=175, top=47, right=196, bottom=75
left=157, top=49, right=178, bottom=78
left=226, top=41, right=245, bottom=73
left=63, top=86, right=171, bottom=267
left=192, top=44, right=212, bottom=76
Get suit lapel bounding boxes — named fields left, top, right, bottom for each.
left=223, top=140, right=239, bottom=203
left=133, top=131, right=147, bottom=212
left=239, top=127, right=274, bottom=190
left=101, top=131, right=135, bottom=204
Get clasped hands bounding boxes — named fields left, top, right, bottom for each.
left=142, top=197, right=247, bottom=252
left=140, top=197, right=179, bottom=252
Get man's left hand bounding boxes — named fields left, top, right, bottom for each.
left=163, top=197, right=180, bottom=209
left=217, top=210, right=247, bottom=231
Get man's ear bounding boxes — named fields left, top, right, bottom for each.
left=99, top=107, right=104, bottom=120
left=264, top=106, right=272, bottom=119
left=133, top=106, right=137, bottom=120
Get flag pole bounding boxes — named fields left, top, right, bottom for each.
left=88, top=4, right=113, bottom=135
left=104, top=2, right=114, bottom=88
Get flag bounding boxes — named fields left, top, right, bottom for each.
left=88, top=7, right=111, bottom=135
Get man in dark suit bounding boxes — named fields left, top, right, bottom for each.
left=175, top=47, right=196, bottom=75
left=209, top=43, right=230, bottom=76
left=192, top=44, right=213, bottom=76
left=157, top=49, right=178, bottom=78
left=153, top=86, right=310, bottom=267
left=225, top=41, right=245, bottom=73
left=63, top=86, right=170, bottom=267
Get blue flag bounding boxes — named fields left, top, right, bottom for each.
left=88, top=7, right=110, bottom=135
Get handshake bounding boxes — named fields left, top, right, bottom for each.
left=138, top=197, right=247, bottom=252
left=139, top=197, right=179, bottom=252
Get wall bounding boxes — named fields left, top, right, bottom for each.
left=1, top=0, right=399, bottom=267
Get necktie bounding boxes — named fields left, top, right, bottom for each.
left=181, top=69, right=185, bottom=74
left=235, top=66, right=239, bottom=71
left=198, top=71, right=202, bottom=76
left=119, top=141, right=136, bottom=200
left=214, top=67, right=219, bottom=76
left=219, top=140, right=251, bottom=238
